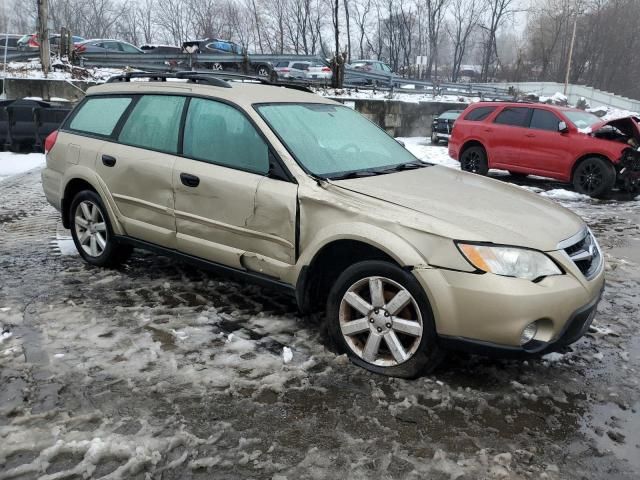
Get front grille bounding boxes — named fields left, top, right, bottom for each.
left=563, top=230, right=601, bottom=279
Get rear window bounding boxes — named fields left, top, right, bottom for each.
left=464, top=106, right=496, bottom=121
left=68, top=96, right=132, bottom=136
left=493, top=107, right=530, bottom=127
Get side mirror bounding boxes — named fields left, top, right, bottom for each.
left=558, top=121, right=569, bottom=133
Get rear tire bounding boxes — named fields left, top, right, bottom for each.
left=572, top=157, right=615, bottom=198
left=326, top=260, right=443, bottom=378
left=256, top=65, right=270, bottom=77
left=460, top=145, right=489, bottom=175
left=70, top=190, right=131, bottom=268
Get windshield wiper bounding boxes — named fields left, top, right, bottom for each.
left=380, top=161, right=429, bottom=172
left=327, top=170, right=381, bottom=180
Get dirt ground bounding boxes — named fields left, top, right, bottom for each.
left=1, top=163, right=639, bottom=480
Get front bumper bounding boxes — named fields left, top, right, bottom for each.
left=412, top=255, right=605, bottom=357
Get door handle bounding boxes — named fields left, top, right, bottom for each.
left=180, top=173, right=200, bottom=187
left=525, top=133, right=536, bottom=138
left=102, top=154, right=116, bottom=167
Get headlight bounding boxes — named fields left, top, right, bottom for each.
left=457, top=243, right=562, bottom=281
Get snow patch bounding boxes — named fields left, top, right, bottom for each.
left=0, top=152, right=46, bottom=182
left=540, top=189, right=592, bottom=201
left=282, top=346, right=293, bottom=364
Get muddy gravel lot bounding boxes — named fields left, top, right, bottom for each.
left=1, top=158, right=639, bottom=479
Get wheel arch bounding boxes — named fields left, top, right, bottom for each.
left=296, top=239, right=402, bottom=313
left=61, top=170, right=124, bottom=235
left=460, top=139, right=487, bottom=161
left=570, top=153, right=616, bottom=181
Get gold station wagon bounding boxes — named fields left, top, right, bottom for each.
left=42, top=72, right=605, bottom=377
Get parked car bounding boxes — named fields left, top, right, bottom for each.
left=74, top=39, right=143, bottom=54
left=273, top=60, right=308, bottom=79
left=42, top=74, right=604, bottom=378
left=350, top=59, right=394, bottom=74
left=449, top=102, right=640, bottom=197
left=16, top=33, right=84, bottom=52
left=0, top=34, right=23, bottom=52
left=182, top=38, right=272, bottom=77
left=431, top=110, right=463, bottom=145
left=140, top=44, right=182, bottom=55
left=305, top=62, right=332, bottom=81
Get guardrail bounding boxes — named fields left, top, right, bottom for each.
left=2, top=51, right=40, bottom=62
left=3, top=48, right=515, bottom=100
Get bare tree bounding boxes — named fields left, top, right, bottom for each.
left=479, top=0, right=518, bottom=82
left=424, top=0, right=449, bottom=79
left=352, top=0, right=372, bottom=59
left=447, top=0, right=483, bottom=81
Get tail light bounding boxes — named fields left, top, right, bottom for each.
left=45, top=130, right=58, bottom=153
left=28, top=36, right=40, bottom=47
left=75, top=45, right=86, bottom=53
left=281, top=68, right=290, bottom=72
left=322, top=67, right=331, bottom=72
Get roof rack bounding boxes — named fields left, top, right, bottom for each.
left=176, top=70, right=315, bottom=93
left=106, top=71, right=231, bottom=88
left=105, top=71, right=315, bottom=93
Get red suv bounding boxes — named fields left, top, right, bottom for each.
left=448, top=102, right=640, bottom=197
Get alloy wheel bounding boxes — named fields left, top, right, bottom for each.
left=463, top=150, right=481, bottom=172
left=578, top=163, right=603, bottom=194
left=74, top=200, right=107, bottom=257
left=339, top=276, right=423, bottom=366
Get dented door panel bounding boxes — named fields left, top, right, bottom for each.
left=173, top=158, right=297, bottom=278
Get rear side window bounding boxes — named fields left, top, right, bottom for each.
left=464, top=106, right=496, bottom=121
left=183, top=98, right=268, bottom=174
left=530, top=109, right=560, bottom=131
left=494, top=107, right=530, bottom=127
left=69, top=97, right=132, bottom=136
left=119, top=95, right=186, bottom=154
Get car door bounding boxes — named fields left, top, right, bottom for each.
left=488, top=107, right=532, bottom=167
left=516, top=108, right=572, bottom=175
left=173, top=97, right=297, bottom=280
left=94, top=94, right=186, bottom=248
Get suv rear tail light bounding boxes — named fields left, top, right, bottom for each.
left=322, top=67, right=331, bottom=72
left=45, top=130, right=58, bottom=153
left=75, top=45, right=86, bottom=53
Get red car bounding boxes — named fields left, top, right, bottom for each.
left=448, top=102, right=640, bottom=197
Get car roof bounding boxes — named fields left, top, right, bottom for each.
left=469, top=101, right=583, bottom=113
left=87, top=80, right=337, bottom=108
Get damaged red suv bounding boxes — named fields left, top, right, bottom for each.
left=448, top=102, right=640, bottom=197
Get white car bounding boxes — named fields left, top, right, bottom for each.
left=273, top=61, right=309, bottom=80
left=304, top=63, right=332, bottom=81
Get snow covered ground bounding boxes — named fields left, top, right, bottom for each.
left=0, top=147, right=639, bottom=479
left=318, top=87, right=475, bottom=104
left=0, top=151, right=45, bottom=182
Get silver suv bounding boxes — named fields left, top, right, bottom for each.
left=42, top=73, right=605, bottom=378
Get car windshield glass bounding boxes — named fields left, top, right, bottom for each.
left=439, top=111, right=461, bottom=120
left=256, top=103, right=422, bottom=178
left=564, top=111, right=602, bottom=129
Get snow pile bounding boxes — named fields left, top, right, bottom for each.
left=540, top=189, right=592, bottom=201
left=539, top=92, right=568, bottom=105
left=587, top=105, right=639, bottom=121
left=2, top=58, right=131, bottom=82
left=399, top=137, right=461, bottom=168
left=0, top=152, right=46, bottom=182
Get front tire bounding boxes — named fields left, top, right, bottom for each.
left=572, top=157, right=615, bottom=198
left=460, top=145, right=489, bottom=175
left=70, top=190, right=131, bottom=267
left=326, top=260, right=443, bottom=378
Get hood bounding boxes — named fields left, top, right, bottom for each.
left=333, top=166, right=584, bottom=251
left=586, top=116, right=640, bottom=137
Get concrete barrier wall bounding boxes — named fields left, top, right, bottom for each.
left=3, top=78, right=98, bottom=103
left=478, top=82, right=640, bottom=112
left=329, top=98, right=467, bottom=137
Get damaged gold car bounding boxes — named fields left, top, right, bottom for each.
left=42, top=73, right=605, bottom=377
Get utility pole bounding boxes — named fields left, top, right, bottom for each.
left=37, top=0, right=51, bottom=76
left=563, top=14, right=578, bottom=96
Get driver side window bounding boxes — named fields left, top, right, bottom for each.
left=183, top=98, right=269, bottom=175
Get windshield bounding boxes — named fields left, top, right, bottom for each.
left=256, top=103, right=421, bottom=178
left=564, top=111, right=602, bottom=129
